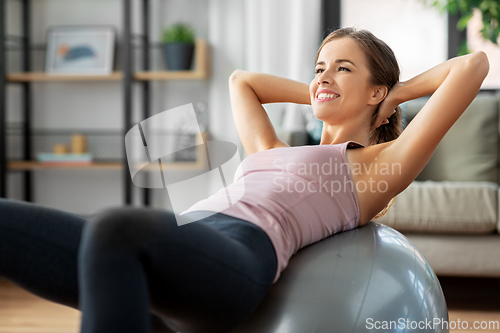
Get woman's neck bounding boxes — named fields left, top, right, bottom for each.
left=319, top=122, right=370, bottom=146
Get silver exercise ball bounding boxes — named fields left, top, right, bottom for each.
left=232, top=221, right=449, bottom=333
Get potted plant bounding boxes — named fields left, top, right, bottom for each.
left=160, top=22, right=196, bottom=71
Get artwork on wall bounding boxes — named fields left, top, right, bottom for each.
left=45, top=26, right=116, bottom=75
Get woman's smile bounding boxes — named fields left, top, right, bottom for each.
left=315, top=88, right=340, bottom=102
left=316, top=93, right=340, bottom=102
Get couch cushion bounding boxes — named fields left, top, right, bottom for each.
left=403, top=233, right=500, bottom=277
left=403, top=93, right=499, bottom=183
left=375, top=180, right=498, bottom=234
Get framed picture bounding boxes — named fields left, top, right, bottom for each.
left=45, top=26, right=116, bottom=75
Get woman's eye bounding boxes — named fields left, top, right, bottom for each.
left=315, top=67, right=350, bottom=74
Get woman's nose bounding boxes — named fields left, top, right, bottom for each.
left=317, top=72, right=331, bottom=85
left=317, top=76, right=330, bottom=85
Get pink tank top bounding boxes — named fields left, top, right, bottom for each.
left=180, top=140, right=365, bottom=283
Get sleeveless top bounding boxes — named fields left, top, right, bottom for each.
left=180, top=140, right=365, bottom=284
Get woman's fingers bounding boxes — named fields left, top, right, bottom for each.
left=371, top=85, right=400, bottom=132
left=371, top=108, right=396, bottom=132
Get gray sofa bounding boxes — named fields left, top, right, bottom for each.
left=376, top=92, right=500, bottom=278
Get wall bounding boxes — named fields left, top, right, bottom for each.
left=4, top=0, right=223, bottom=216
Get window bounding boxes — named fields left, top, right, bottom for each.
left=466, top=9, right=500, bottom=89
left=341, top=0, right=448, bottom=81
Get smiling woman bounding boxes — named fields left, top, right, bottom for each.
left=223, top=27, right=488, bottom=228
left=0, top=26, right=490, bottom=333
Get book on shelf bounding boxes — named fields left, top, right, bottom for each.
left=37, top=153, right=94, bottom=165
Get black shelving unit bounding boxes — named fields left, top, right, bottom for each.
left=122, top=0, right=133, bottom=204
left=122, top=0, right=156, bottom=205
left=0, top=0, right=5, bottom=198
left=0, top=0, right=208, bottom=207
left=0, top=0, right=33, bottom=200
left=0, top=0, right=136, bottom=204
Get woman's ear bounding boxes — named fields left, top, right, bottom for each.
left=368, top=85, right=388, bottom=106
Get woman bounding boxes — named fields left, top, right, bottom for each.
left=0, top=28, right=489, bottom=333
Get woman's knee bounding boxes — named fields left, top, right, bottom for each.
left=81, top=207, right=166, bottom=253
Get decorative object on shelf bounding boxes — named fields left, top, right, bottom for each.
left=37, top=152, right=93, bottom=166
left=45, top=25, right=116, bottom=75
left=71, top=133, right=87, bottom=154
left=160, top=22, right=195, bottom=70
left=53, top=143, right=68, bottom=154
left=36, top=134, right=93, bottom=165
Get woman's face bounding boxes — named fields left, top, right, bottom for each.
left=310, top=37, right=379, bottom=124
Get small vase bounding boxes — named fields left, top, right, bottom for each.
left=161, top=42, right=195, bottom=70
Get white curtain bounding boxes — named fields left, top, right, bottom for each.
left=204, top=0, right=321, bottom=196
left=243, top=0, right=322, bottom=134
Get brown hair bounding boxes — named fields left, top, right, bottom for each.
left=316, top=27, right=402, bottom=219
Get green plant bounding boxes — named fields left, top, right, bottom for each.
left=161, top=22, right=195, bottom=44
left=427, top=0, right=500, bottom=55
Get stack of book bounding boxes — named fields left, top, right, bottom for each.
left=37, top=153, right=93, bottom=166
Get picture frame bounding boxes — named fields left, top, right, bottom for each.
left=45, top=26, right=116, bottom=75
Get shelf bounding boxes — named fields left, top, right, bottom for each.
left=8, top=161, right=124, bottom=170
left=6, top=39, right=210, bottom=82
left=134, top=39, right=209, bottom=80
left=6, top=72, right=123, bottom=82
left=133, top=70, right=206, bottom=80
left=7, top=160, right=205, bottom=170
left=7, top=131, right=209, bottom=171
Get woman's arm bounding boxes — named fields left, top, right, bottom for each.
left=234, top=70, right=311, bottom=105
left=229, top=70, right=310, bottom=156
left=373, top=51, right=489, bottom=131
left=373, top=51, right=489, bottom=196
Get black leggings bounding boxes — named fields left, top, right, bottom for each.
left=0, top=198, right=278, bottom=333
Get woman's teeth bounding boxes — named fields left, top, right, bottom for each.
left=317, top=93, right=338, bottom=100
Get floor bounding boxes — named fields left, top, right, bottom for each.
left=0, top=279, right=80, bottom=333
left=439, top=276, right=500, bottom=332
left=0, top=277, right=499, bottom=332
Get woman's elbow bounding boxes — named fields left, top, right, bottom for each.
left=467, top=51, right=490, bottom=79
left=229, top=69, right=247, bottom=85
